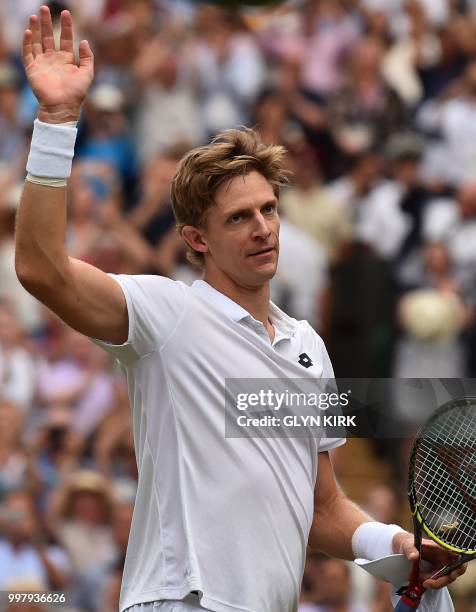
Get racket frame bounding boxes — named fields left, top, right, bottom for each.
left=396, top=397, right=476, bottom=607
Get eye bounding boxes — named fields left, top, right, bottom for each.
left=262, top=204, right=276, bottom=215
left=228, top=213, right=242, bottom=224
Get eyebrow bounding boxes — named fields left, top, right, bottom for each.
left=224, top=199, right=278, bottom=218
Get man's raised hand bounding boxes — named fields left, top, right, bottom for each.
left=23, top=6, right=94, bottom=124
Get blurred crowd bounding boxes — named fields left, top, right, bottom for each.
left=1, top=0, right=476, bottom=610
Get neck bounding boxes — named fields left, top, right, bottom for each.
left=203, top=270, right=271, bottom=328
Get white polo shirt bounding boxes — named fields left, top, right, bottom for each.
left=96, top=275, right=344, bottom=612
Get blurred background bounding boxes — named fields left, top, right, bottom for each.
left=1, top=0, right=476, bottom=610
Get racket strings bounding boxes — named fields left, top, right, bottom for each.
left=414, top=453, right=476, bottom=550
left=413, top=404, right=476, bottom=552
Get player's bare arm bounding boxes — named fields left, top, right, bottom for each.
left=15, top=6, right=128, bottom=343
left=309, top=452, right=466, bottom=590
left=309, top=451, right=374, bottom=560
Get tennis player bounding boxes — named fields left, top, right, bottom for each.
left=16, top=7, right=466, bottom=612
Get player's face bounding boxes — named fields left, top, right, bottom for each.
left=202, top=171, right=280, bottom=287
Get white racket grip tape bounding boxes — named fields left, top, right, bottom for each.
left=355, top=555, right=455, bottom=611
left=26, top=119, right=78, bottom=179
left=352, top=522, right=406, bottom=561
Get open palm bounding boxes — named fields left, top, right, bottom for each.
left=23, top=6, right=94, bottom=116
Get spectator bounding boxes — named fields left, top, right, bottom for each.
left=191, top=7, right=266, bottom=135
left=38, top=329, right=116, bottom=439
left=423, top=180, right=476, bottom=303
left=76, top=83, right=138, bottom=196
left=329, top=36, right=407, bottom=156
left=46, top=471, right=117, bottom=610
left=253, top=88, right=290, bottom=147
left=127, top=146, right=184, bottom=250
left=271, top=216, right=328, bottom=330
left=0, top=301, right=39, bottom=412
left=280, top=140, right=352, bottom=261
left=30, top=408, right=75, bottom=502
left=0, top=401, right=35, bottom=501
left=356, top=132, right=425, bottom=266
left=0, top=62, right=27, bottom=178
left=66, top=165, right=110, bottom=261
left=132, top=37, right=204, bottom=163
left=363, top=484, right=402, bottom=525
left=0, top=490, right=71, bottom=590
left=325, top=150, right=383, bottom=220
left=98, top=501, right=134, bottom=612
left=298, top=0, right=360, bottom=98
left=299, top=553, right=367, bottom=611
left=382, top=1, right=441, bottom=107
left=417, top=59, right=476, bottom=184
left=0, top=184, right=44, bottom=333
left=393, top=242, right=470, bottom=378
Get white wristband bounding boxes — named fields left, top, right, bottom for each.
left=26, top=119, right=78, bottom=179
left=351, top=521, right=405, bottom=561
left=25, top=174, right=68, bottom=188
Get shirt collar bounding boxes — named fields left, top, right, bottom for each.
left=191, top=280, right=296, bottom=337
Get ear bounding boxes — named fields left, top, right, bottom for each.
left=181, top=225, right=209, bottom=254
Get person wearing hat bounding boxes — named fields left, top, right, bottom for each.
left=75, top=81, right=138, bottom=196
left=46, top=470, right=118, bottom=609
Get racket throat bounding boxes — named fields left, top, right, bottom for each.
left=396, top=559, right=426, bottom=608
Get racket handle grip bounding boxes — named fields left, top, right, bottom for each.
left=394, top=599, right=418, bottom=612
left=394, top=598, right=420, bottom=611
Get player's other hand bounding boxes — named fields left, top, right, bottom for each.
left=393, top=532, right=467, bottom=589
left=23, top=5, right=94, bottom=124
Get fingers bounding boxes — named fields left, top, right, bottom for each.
left=423, top=575, right=453, bottom=590
left=451, top=564, right=467, bottom=580
left=26, top=6, right=55, bottom=61
left=29, top=15, right=43, bottom=58
left=420, top=540, right=459, bottom=570
left=423, top=567, right=466, bottom=589
left=78, top=40, right=94, bottom=76
left=399, top=536, right=419, bottom=562
left=27, top=7, right=76, bottom=59
left=422, top=563, right=467, bottom=590
left=59, top=10, right=74, bottom=53
left=22, top=29, right=34, bottom=68
left=39, top=5, right=55, bottom=52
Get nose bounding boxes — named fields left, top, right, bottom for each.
left=251, top=212, right=271, bottom=240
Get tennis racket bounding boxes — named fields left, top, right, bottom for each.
left=394, top=396, right=476, bottom=611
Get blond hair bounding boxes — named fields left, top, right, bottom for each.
left=171, top=127, right=289, bottom=267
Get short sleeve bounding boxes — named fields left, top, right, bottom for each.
left=93, top=274, right=189, bottom=365
left=313, top=327, right=347, bottom=452
left=315, top=333, right=335, bottom=379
